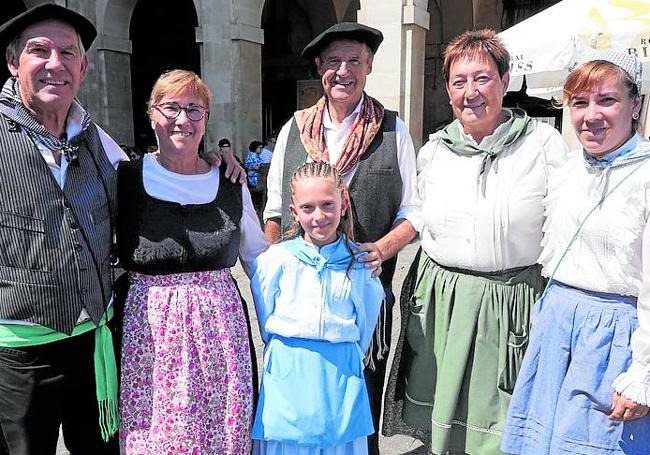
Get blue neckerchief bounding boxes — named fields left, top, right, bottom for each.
left=583, top=134, right=641, bottom=168
left=281, top=235, right=365, bottom=277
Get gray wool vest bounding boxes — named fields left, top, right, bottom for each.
left=281, top=110, right=402, bottom=285
left=0, top=116, right=116, bottom=334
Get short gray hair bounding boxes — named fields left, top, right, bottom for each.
left=5, top=26, right=86, bottom=66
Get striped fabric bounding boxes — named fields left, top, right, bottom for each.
left=0, top=84, right=116, bottom=334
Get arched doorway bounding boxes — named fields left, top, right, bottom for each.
left=0, top=1, right=27, bottom=84
left=261, top=0, right=340, bottom=138
left=129, top=0, right=200, bottom=151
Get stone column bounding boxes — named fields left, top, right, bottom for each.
left=89, top=34, right=134, bottom=145
left=75, top=0, right=136, bottom=146
left=197, top=0, right=263, bottom=157
left=358, top=0, right=429, bottom=148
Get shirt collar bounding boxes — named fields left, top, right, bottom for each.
left=64, top=99, right=88, bottom=140
left=323, top=95, right=365, bottom=131
left=456, top=108, right=512, bottom=148
left=583, top=133, right=641, bottom=168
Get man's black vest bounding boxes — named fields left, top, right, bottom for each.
left=281, top=110, right=402, bottom=286
left=0, top=116, right=116, bottom=335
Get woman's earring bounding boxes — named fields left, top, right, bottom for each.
left=632, top=112, right=640, bottom=120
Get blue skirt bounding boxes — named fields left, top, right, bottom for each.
left=501, top=282, right=650, bottom=455
left=252, top=336, right=374, bottom=449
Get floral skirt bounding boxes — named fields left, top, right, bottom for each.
left=119, top=269, right=253, bottom=454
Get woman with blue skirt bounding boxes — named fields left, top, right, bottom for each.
left=501, top=51, right=650, bottom=455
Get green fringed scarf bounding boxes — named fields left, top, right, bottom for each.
left=0, top=307, right=119, bottom=441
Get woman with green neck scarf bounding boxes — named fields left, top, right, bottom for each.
left=382, top=29, right=569, bottom=455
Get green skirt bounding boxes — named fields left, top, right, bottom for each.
left=382, top=250, right=543, bottom=455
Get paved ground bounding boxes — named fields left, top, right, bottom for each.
left=57, top=242, right=426, bottom=454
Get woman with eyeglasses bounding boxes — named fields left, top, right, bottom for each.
left=116, top=70, right=267, bottom=454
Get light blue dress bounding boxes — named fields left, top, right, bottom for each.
left=251, top=236, right=385, bottom=454
left=502, top=136, right=650, bottom=454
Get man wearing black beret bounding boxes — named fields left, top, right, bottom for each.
left=0, top=5, right=125, bottom=454
left=263, top=22, right=421, bottom=454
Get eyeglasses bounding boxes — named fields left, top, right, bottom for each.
left=321, top=57, right=365, bottom=71
left=154, top=102, right=209, bottom=122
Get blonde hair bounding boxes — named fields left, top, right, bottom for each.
left=443, top=29, right=510, bottom=82
left=561, top=60, right=640, bottom=129
left=285, top=161, right=356, bottom=272
left=147, top=69, right=212, bottom=115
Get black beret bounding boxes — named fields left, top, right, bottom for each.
left=0, top=4, right=97, bottom=53
left=301, top=22, right=383, bottom=60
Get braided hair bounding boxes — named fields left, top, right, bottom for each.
left=284, top=161, right=356, bottom=273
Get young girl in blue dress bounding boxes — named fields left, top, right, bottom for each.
left=251, top=161, right=385, bottom=454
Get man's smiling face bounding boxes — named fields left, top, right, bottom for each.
left=316, top=40, right=372, bottom=112
left=7, top=19, right=87, bottom=120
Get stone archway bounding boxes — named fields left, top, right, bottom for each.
left=129, top=0, right=200, bottom=151
left=97, top=0, right=200, bottom=148
left=0, top=1, right=28, bottom=84
left=96, top=0, right=138, bottom=145
left=260, top=0, right=339, bottom=137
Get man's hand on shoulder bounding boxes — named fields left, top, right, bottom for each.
left=202, top=149, right=247, bottom=184
left=354, top=242, right=383, bottom=278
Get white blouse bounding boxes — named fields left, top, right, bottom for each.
left=417, top=115, right=569, bottom=272
left=142, top=153, right=268, bottom=274
left=540, top=135, right=650, bottom=404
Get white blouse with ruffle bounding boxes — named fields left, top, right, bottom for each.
left=540, top=134, right=650, bottom=405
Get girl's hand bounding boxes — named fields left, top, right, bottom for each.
left=354, top=242, right=383, bottom=278
left=609, top=391, right=649, bottom=421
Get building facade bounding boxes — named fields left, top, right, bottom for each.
left=1, top=0, right=558, bottom=154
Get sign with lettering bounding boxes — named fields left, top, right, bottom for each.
left=500, top=0, right=650, bottom=98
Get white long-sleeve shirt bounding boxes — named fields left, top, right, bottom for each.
left=417, top=117, right=570, bottom=272
left=540, top=134, right=650, bottom=404
left=263, top=97, right=422, bottom=232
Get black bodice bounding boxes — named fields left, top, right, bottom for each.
left=117, top=159, right=242, bottom=275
